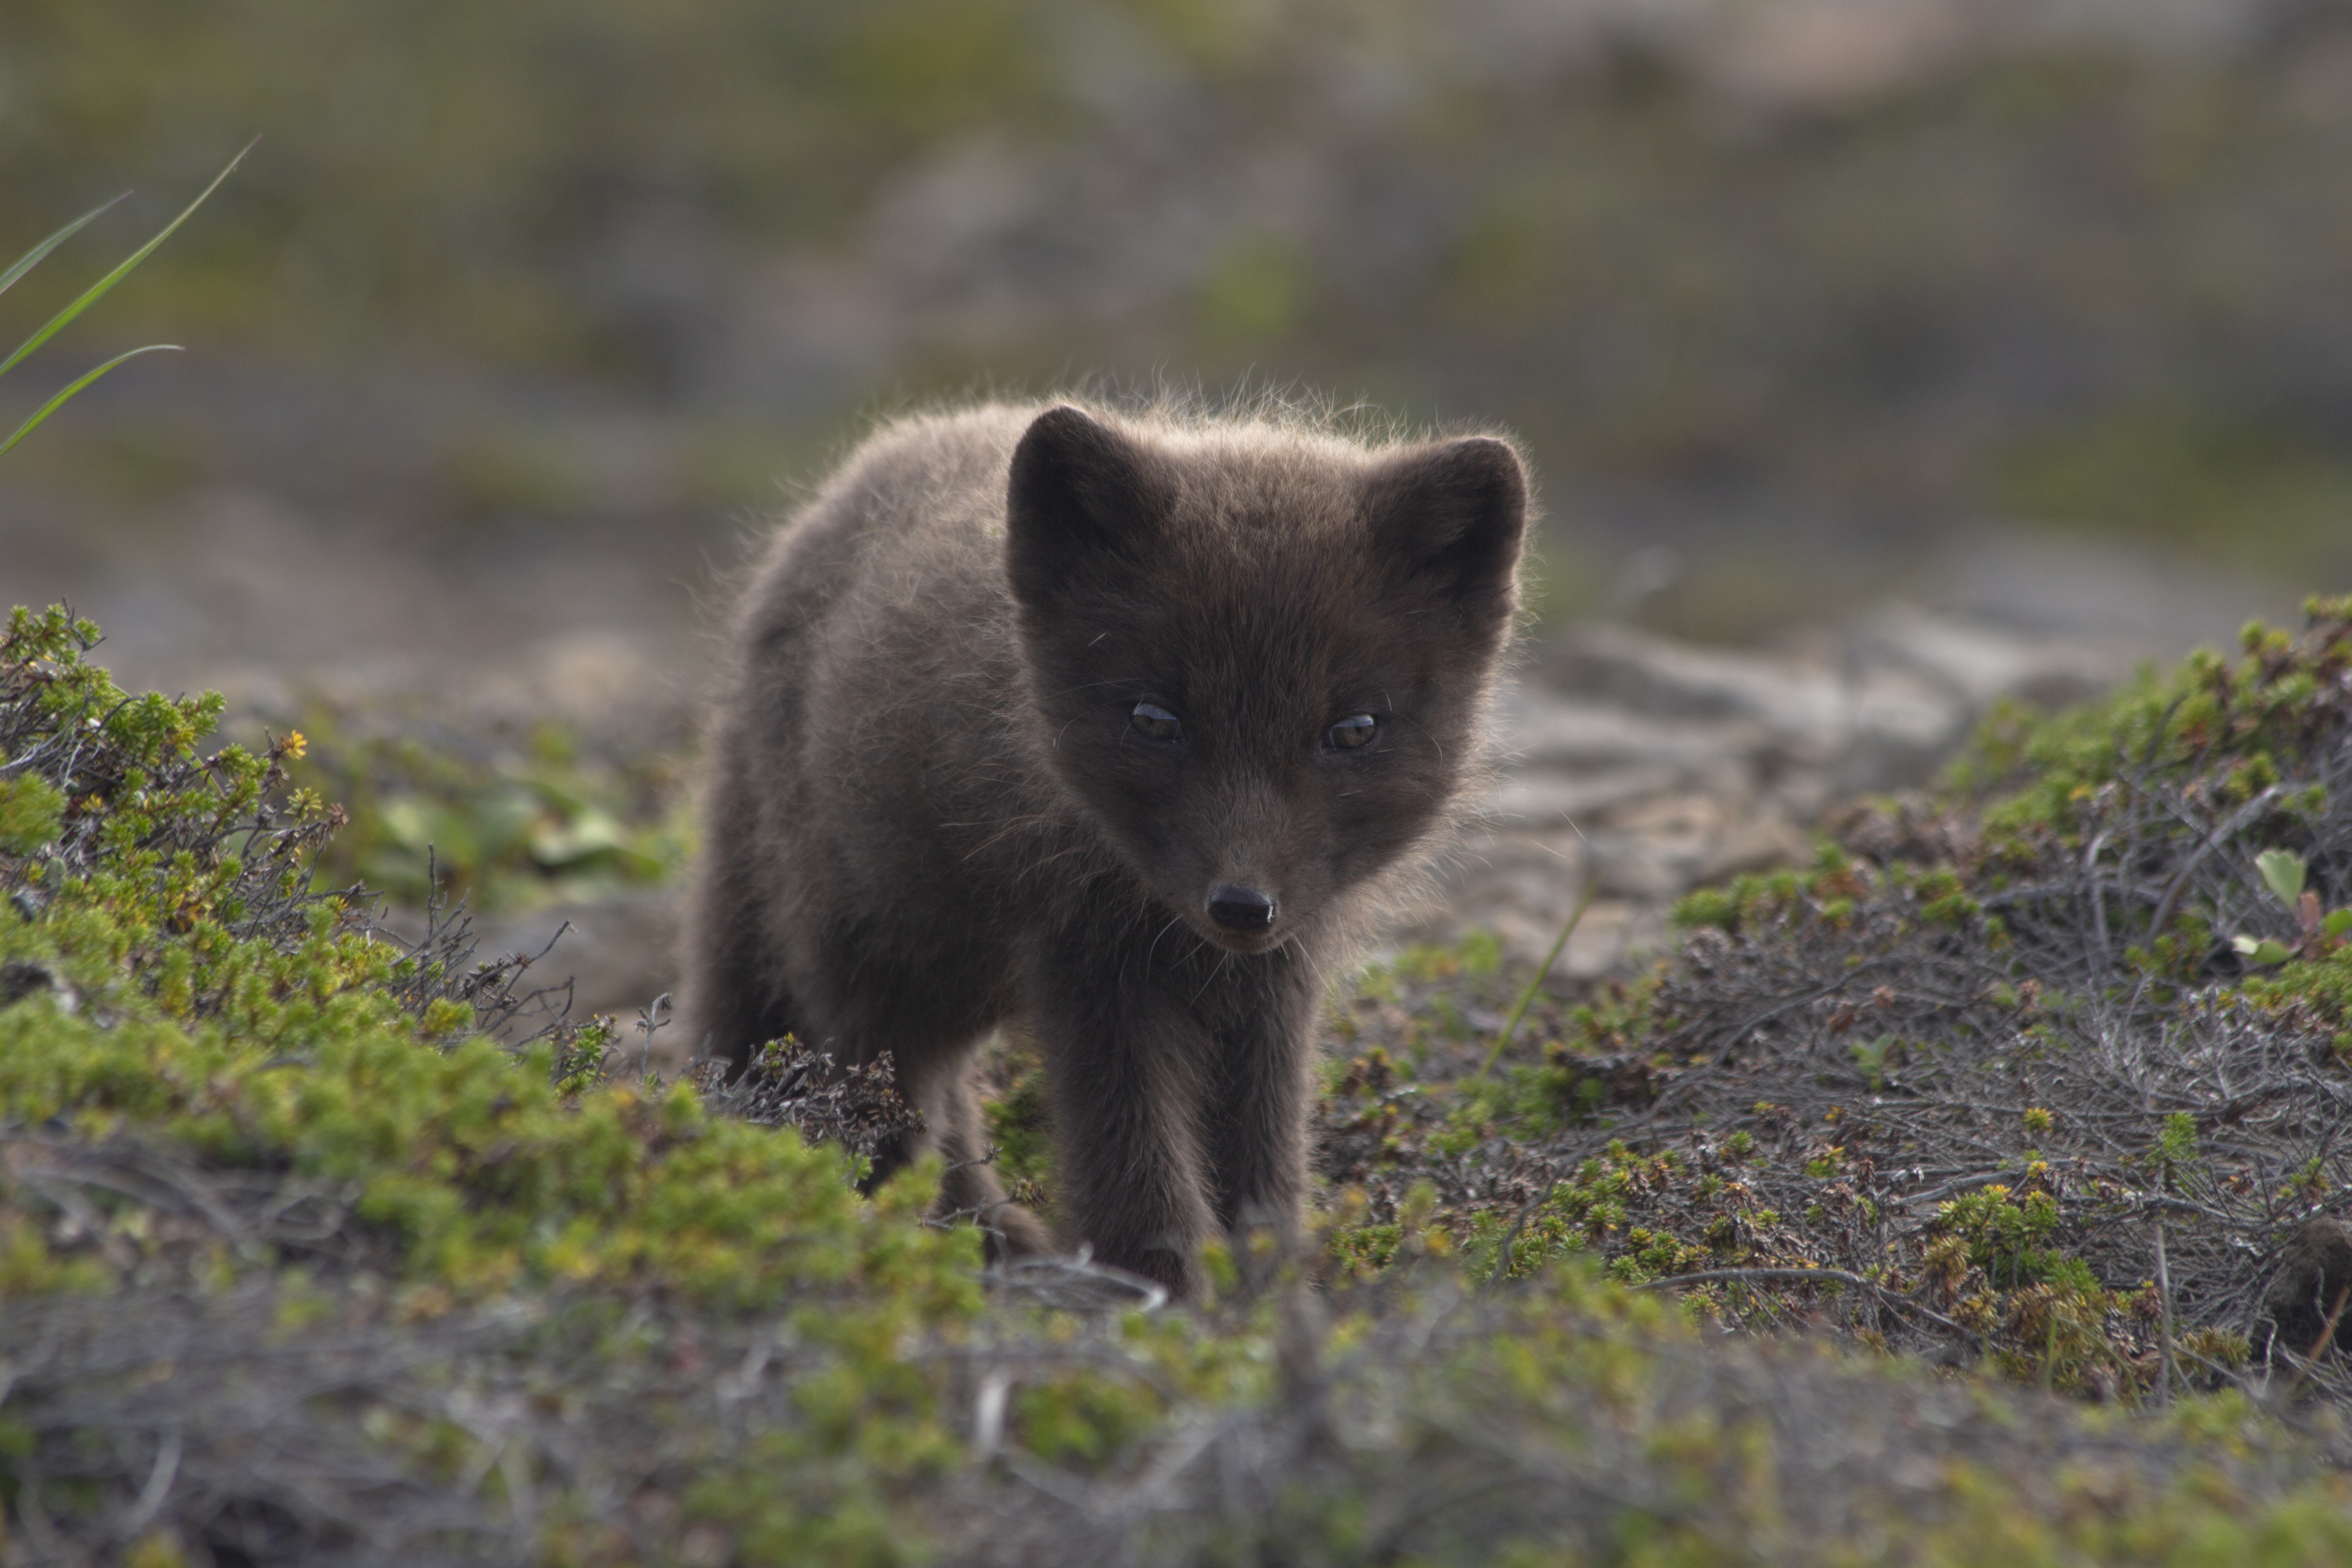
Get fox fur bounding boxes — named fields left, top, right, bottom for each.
left=682, top=398, right=1529, bottom=1295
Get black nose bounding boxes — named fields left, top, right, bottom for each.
left=1207, top=885, right=1277, bottom=932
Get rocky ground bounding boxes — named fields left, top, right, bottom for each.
left=1426, top=591, right=2196, bottom=975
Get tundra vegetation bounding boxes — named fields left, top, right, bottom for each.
left=3, top=596, right=2352, bottom=1563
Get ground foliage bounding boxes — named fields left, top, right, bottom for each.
left=0, top=607, right=553, bottom=1039
left=279, top=702, right=689, bottom=913
left=1316, top=595, right=2352, bottom=1406
left=10, top=603, right=2352, bottom=1563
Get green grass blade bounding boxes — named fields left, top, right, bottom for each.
left=0, top=192, right=130, bottom=302
left=0, top=345, right=182, bottom=457
left=0, top=138, right=255, bottom=381
left=1470, top=877, right=1602, bottom=1085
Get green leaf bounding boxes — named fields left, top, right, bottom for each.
left=529, top=806, right=625, bottom=867
left=0, top=192, right=128, bottom=302
left=2256, top=848, right=2307, bottom=910
left=0, top=139, right=254, bottom=382
left=0, top=345, right=182, bottom=458
left=2325, top=909, right=2352, bottom=941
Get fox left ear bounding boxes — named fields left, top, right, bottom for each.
left=1006, top=406, right=1172, bottom=612
left=1367, top=436, right=1528, bottom=627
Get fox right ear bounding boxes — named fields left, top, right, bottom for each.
left=1007, top=407, right=1167, bottom=605
left=1365, top=436, right=1528, bottom=630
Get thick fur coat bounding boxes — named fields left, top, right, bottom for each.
left=682, top=400, right=1529, bottom=1294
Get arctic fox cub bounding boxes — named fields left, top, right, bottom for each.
left=684, top=401, right=1528, bottom=1295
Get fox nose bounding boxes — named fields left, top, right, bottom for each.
left=1207, top=885, right=1277, bottom=932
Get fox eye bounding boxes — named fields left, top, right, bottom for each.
left=1130, top=702, right=1183, bottom=741
left=1327, top=714, right=1377, bottom=750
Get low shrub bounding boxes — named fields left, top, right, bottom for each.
left=10, top=599, right=2352, bottom=1565
left=1323, top=595, right=2352, bottom=1406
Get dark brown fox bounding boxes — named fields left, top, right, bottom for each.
left=682, top=400, right=1528, bottom=1295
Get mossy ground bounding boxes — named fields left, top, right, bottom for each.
left=1287, top=597, right=2352, bottom=1399
left=8, top=599, right=2352, bottom=1564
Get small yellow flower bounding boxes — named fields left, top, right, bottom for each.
left=283, top=730, right=307, bottom=760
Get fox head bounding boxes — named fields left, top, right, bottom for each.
left=1005, top=404, right=1529, bottom=954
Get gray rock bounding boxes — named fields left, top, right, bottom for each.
left=1431, top=603, right=2164, bottom=966
left=1855, top=603, right=2132, bottom=715
left=1544, top=623, right=1849, bottom=743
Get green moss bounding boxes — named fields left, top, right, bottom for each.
left=1365, top=930, right=1504, bottom=990
left=2239, top=942, right=2352, bottom=1050
left=0, top=774, right=65, bottom=855
left=0, top=604, right=1000, bottom=1559
left=1969, top=598, right=2352, bottom=841
left=1671, top=884, right=1737, bottom=931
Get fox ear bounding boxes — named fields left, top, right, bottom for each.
left=1007, top=406, right=1168, bottom=607
left=1367, top=436, right=1528, bottom=626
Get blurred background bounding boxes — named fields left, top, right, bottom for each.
left=5, top=0, right=2352, bottom=995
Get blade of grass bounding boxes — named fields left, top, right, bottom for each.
left=0, top=138, right=255, bottom=380
left=0, top=345, right=182, bottom=457
left=1469, top=877, right=1601, bottom=1085
left=0, top=193, right=130, bottom=302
